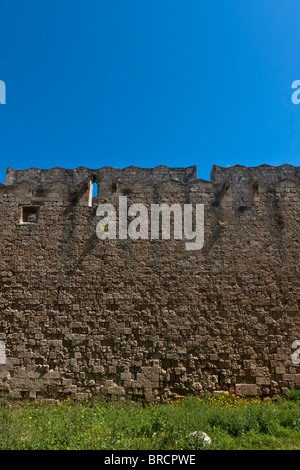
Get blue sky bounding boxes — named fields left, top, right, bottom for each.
left=1, top=0, right=300, bottom=184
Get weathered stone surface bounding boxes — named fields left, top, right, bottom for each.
left=0, top=163, right=300, bottom=399
left=188, top=431, right=212, bottom=445
left=0, top=341, right=6, bottom=365
left=236, top=384, right=258, bottom=396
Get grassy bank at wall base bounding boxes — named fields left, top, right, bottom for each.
left=0, top=391, right=300, bottom=450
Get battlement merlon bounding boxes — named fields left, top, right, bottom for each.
left=211, top=163, right=300, bottom=184
left=5, top=165, right=198, bottom=187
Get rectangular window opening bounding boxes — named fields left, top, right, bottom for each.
left=88, top=180, right=99, bottom=207
left=20, top=206, right=40, bottom=224
left=93, top=183, right=98, bottom=197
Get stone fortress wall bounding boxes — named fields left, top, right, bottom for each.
left=0, top=163, right=300, bottom=400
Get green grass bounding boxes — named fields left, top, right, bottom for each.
left=0, top=392, right=300, bottom=450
